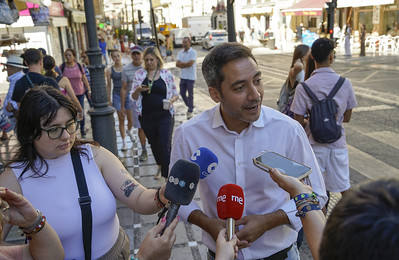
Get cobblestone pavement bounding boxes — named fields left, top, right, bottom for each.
left=2, top=48, right=399, bottom=260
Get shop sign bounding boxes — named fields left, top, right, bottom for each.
left=282, top=10, right=322, bottom=16
left=337, top=0, right=394, bottom=8
left=72, top=11, right=86, bottom=23
left=373, top=6, right=380, bottom=24
left=49, top=1, right=64, bottom=17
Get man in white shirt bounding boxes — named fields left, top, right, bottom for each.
left=170, top=43, right=327, bottom=260
left=176, top=37, right=197, bottom=119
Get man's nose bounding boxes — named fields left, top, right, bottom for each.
left=247, top=83, right=260, bottom=101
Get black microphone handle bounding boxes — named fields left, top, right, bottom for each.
left=162, top=203, right=180, bottom=235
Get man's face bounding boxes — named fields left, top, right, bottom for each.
left=131, top=52, right=142, bottom=66
left=209, top=57, right=263, bottom=133
left=183, top=38, right=191, bottom=50
left=4, top=65, right=18, bottom=77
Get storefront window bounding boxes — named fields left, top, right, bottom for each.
left=359, top=11, right=373, bottom=32
left=384, top=10, right=399, bottom=35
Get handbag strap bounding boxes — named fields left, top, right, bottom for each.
left=26, top=73, right=35, bottom=89
left=71, top=149, right=92, bottom=260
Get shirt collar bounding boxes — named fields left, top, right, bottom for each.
left=211, top=104, right=265, bottom=131
left=311, top=67, right=335, bottom=76
left=8, top=71, right=23, bottom=81
left=183, top=47, right=192, bottom=52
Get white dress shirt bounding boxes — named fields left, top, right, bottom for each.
left=170, top=105, right=327, bottom=260
left=177, top=47, right=197, bottom=81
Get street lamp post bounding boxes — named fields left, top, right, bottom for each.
left=83, top=0, right=118, bottom=155
left=227, top=0, right=236, bottom=42
left=131, top=0, right=137, bottom=44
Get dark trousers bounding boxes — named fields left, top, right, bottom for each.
left=179, top=79, right=195, bottom=113
left=76, top=94, right=86, bottom=135
left=140, top=112, right=174, bottom=178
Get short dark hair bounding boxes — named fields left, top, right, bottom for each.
left=202, top=42, right=257, bottom=91
left=320, top=178, right=399, bottom=260
left=311, top=38, right=334, bottom=63
left=22, top=48, right=42, bottom=66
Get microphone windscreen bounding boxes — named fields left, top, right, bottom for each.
left=217, top=184, right=244, bottom=220
left=165, top=159, right=200, bottom=205
left=190, top=147, right=218, bottom=179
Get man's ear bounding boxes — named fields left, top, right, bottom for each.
left=209, top=87, right=221, bottom=103
left=329, top=51, right=334, bottom=64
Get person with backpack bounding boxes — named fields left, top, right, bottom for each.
left=43, top=55, right=83, bottom=116
left=61, top=48, right=91, bottom=138
left=277, top=44, right=310, bottom=118
left=291, top=38, right=357, bottom=195
left=11, top=48, right=59, bottom=104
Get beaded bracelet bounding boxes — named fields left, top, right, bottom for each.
left=154, top=187, right=166, bottom=209
left=20, top=210, right=47, bottom=235
left=294, top=192, right=317, bottom=203
left=295, top=203, right=321, bottom=218
left=295, top=196, right=320, bottom=209
left=294, top=193, right=319, bottom=207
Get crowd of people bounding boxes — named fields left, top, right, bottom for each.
left=0, top=37, right=398, bottom=260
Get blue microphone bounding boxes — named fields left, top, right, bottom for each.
left=190, top=147, right=218, bottom=179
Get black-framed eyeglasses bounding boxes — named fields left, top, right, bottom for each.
left=41, top=120, right=79, bottom=139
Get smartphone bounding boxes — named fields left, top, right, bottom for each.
left=253, top=151, right=311, bottom=180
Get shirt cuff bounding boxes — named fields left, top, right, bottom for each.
left=279, top=199, right=302, bottom=232
left=177, top=201, right=201, bottom=223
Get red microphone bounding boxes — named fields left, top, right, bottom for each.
left=217, top=184, right=244, bottom=240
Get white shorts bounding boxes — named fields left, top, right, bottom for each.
left=312, top=145, right=350, bottom=193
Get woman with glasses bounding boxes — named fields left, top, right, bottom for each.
left=0, top=86, right=178, bottom=260
left=131, top=47, right=179, bottom=179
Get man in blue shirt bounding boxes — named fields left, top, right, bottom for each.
left=176, top=37, right=197, bottom=119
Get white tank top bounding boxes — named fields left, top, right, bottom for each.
left=12, top=144, right=119, bottom=260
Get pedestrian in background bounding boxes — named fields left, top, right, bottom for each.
left=131, top=47, right=178, bottom=180
left=99, top=35, right=109, bottom=65
left=43, top=55, right=83, bottom=117
left=176, top=37, right=197, bottom=119
left=360, top=24, right=366, bottom=57
left=344, top=23, right=352, bottom=57
left=80, top=51, right=93, bottom=107
left=12, top=48, right=59, bottom=104
left=0, top=86, right=177, bottom=259
left=106, top=50, right=130, bottom=151
left=120, top=46, right=148, bottom=160
left=277, top=44, right=310, bottom=118
left=166, top=34, right=174, bottom=61
left=0, top=53, right=26, bottom=140
left=60, top=49, right=91, bottom=138
left=291, top=38, right=357, bottom=197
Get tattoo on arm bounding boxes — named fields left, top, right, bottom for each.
left=120, top=180, right=137, bottom=197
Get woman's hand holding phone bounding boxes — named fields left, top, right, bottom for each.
left=140, top=85, right=150, bottom=92
left=268, top=168, right=313, bottom=198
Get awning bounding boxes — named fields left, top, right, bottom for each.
left=337, top=0, right=394, bottom=8
left=282, top=0, right=328, bottom=16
